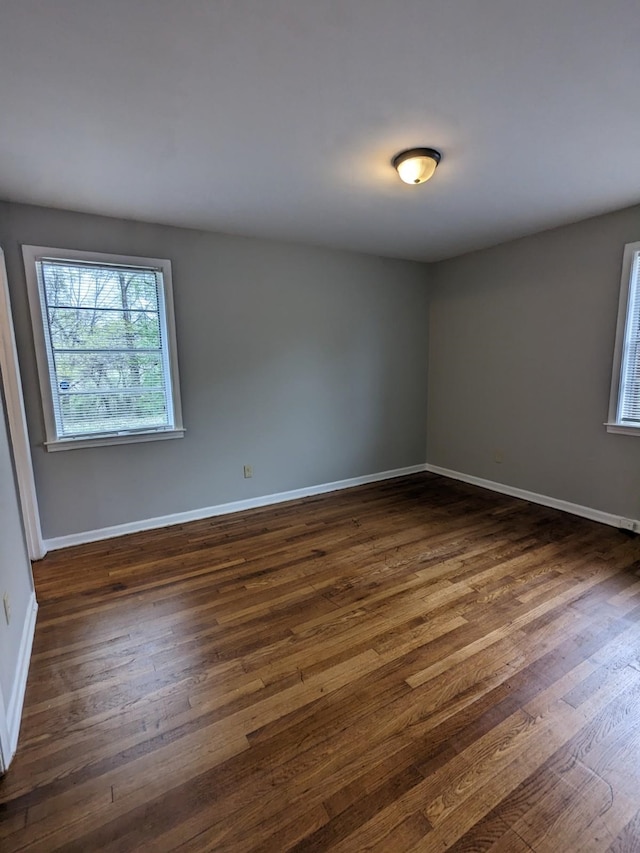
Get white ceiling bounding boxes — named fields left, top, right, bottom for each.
left=0, top=0, right=639, bottom=262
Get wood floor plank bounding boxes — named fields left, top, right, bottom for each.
left=1, top=472, right=639, bottom=852
left=607, top=809, right=640, bottom=852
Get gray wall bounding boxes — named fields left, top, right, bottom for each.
left=4, top=197, right=636, bottom=542
left=428, top=204, right=640, bottom=521
left=0, top=202, right=430, bottom=540
left=0, top=374, right=34, bottom=717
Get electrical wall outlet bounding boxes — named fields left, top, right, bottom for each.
left=494, top=450, right=504, bottom=464
left=619, top=518, right=638, bottom=533
left=243, top=465, right=253, bottom=479
left=3, top=593, right=10, bottom=626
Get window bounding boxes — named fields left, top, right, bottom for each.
left=23, top=246, right=184, bottom=451
left=607, top=241, right=640, bottom=435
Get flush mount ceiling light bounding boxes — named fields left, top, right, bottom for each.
left=392, top=148, right=442, bottom=185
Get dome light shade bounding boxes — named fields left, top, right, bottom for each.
left=392, top=148, right=441, bottom=184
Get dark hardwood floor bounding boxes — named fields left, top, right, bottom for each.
left=2, top=472, right=640, bottom=852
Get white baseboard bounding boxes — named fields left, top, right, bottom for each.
left=1, top=592, right=38, bottom=769
left=425, top=463, right=639, bottom=531
left=44, top=464, right=428, bottom=551
left=43, top=460, right=634, bottom=553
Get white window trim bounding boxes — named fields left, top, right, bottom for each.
left=606, top=240, right=640, bottom=436
left=0, top=247, right=45, bottom=559
left=22, top=245, right=185, bottom=451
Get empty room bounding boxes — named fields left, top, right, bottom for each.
left=1, top=2, right=640, bottom=851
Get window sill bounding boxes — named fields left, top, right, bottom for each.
left=44, top=428, right=185, bottom=452
left=604, top=423, right=640, bottom=437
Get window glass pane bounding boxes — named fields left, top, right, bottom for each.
left=42, top=263, right=158, bottom=311
left=48, top=308, right=161, bottom=351
left=39, top=260, right=172, bottom=438
left=57, top=391, right=169, bottom=436
left=53, top=352, right=166, bottom=393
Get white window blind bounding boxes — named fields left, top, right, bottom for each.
left=23, top=247, right=184, bottom=450
left=608, top=241, right=640, bottom=435
left=617, top=250, right=640, bottom=423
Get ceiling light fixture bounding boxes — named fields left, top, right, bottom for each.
left=392, top=148, right=442, bottom=185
